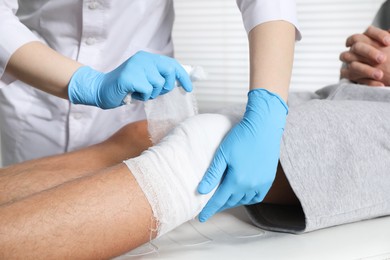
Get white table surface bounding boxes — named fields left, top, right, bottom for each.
left=115, top=207, right=390, bottom=260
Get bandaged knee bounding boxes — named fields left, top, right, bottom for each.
left=124, top=114, right=237, bottom=236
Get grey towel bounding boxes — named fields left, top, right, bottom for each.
left=246, top=82, right=390, bottom=233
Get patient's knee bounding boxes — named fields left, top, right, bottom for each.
left=124, top=114, right=236, bottom=236
left=103, top=120, right=151, bottom=158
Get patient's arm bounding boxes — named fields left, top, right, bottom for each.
left=0, top=120, right=151, bottom=205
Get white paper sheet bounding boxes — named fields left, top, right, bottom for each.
left=116, top=207, right=390, bottom=260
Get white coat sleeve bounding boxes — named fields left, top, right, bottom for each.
left=0, top=0, right=40, bottom=78
left=236, top=0, right=301, bottom=40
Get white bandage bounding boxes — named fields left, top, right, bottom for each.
left=144, top=65, right=206, bottom=144
left=124, top=114, right=237, bottom=236
left=123, top=65, right=206, bottom=144
left=144, top=88, right=198, bottom=144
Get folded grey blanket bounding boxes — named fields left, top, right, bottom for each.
left=246, top=81, right=390, bottom=233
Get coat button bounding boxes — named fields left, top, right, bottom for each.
left=73, top=113, right=82, bottom=120
left=86, top=37, right=96, bottom=45
left=88, top=2, right=98, bottom=10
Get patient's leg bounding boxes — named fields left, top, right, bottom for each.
left=263, top=163, right=299, bottom=206
left=1, top=114, right=225, bottom=259
left=0, top=113, right=297, bottom=209
left=0, top=120, right=151, bottom=205
left=0, top=113, right=298, bottom=259
left=0, top=164, right=157, bottom=259
left=124, top=113, right=299, bottom=236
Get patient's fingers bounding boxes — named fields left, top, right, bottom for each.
left=339, top=51, right=372, bottom=65
left=346, top=27, right=390, bottom=48
left=349, top=42, right=387, bottom=65
left=346, top=33, right=373, bottom=47
left=355, top=78, right=385, bottom=87
left=340, top=61, right=383, bottom=82
left=364, top=26, right=390, bottom=46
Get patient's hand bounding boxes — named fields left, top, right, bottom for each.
left=340, top=26, right=390, bottom=86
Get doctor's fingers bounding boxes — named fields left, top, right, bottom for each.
left=199, top=184, right=232, bottom=222
left=241, top=190, right=262, bottom=205
left=247, top=192, right=265, bottom=205
left=340, top=62, right=383, bottom=82
left=364, top=26, right=390, bottom=46
left=146, top=69, right=166, bottom=99
left=349, top=42, right=387, bottom=65
left=216, top=193, right=246, bottom=214
left=216, top=191, right=259, bottom=213
left=158, top=58, right=192, bottom=92
left=129, top=78, right=154, bottom=101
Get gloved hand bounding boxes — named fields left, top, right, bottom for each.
left=197, top=88, right=288, bottom=222
left=68, top=51, right=192, bottom=109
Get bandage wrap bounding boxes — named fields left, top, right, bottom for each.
left=124, top=114, right=236, bottom=236
left=124, top=65, right=243, bottom=236
left=125, top=65, right=206, bottom=144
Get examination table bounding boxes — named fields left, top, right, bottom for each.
left=116, top=207, right=390, bottom=260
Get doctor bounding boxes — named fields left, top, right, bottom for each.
left=0, top=1, right=299, bottom=219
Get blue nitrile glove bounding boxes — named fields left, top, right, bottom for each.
left=197, top=88, right=288, bottom=222
left=68, top=51, right=192, bottom=109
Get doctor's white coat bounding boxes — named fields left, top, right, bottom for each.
left=0, top=0, right=299, bottom=165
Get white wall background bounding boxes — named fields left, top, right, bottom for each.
left=172, top=0, right=384, bottom=111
